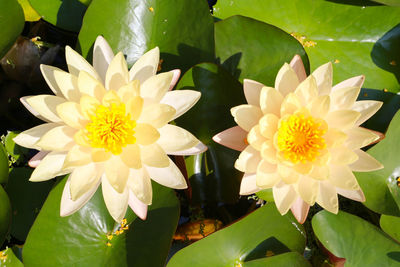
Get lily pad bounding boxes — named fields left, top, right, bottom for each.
left=168, top=203, right=306, bottom=266
left=5, top=168, right=53, bottom=241
left=0, top=0, right=24, bottom=59
left=0, top=247, right=23, bottom=267
left=355, top=110, right=400, bottom=216
left=78, top=0, right=214, bottom=73
left=29, top=0, right=87, bottom=32
left=23, top=177, right=180, bottom=266
left=4, top=131, right=29, bottom=164
left=17, top=0, right=41, bottom=21
left=312, top=210, right=400, bottom=266
left=243, top=252, right=310, bottom=267
left=215, top=15, right=309, bottom=86
left=214, top=0, right=400, bottom=92
left=380, top=214, right=400, bottom=243
left=176, top=62, right=245, bottom=204
left=0, top=144, right=8, bottom=184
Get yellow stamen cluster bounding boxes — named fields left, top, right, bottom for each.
left=86, top=103, right=136, bottom=155
left=277, top=113, right=326, bottom=164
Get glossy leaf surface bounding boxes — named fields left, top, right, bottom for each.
left=215, top=15, right=309, bottom=86
left=243, top=252, right=310, bottom=267
left=380, top=214, right=400, bottom=243
left=78, top=0, right=214, bottom=73
left=313, top=210, right=400, bottom=266
left=0, top=247, right=23, bottom=267
left=23, top=177, right=179, bottom=266
left=168, top=203, right=306, bottom=266
left=214, top=0, right=400, bottom=92
left=0, top=0, right=24, bottom=59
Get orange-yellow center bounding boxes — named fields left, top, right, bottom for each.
left=277, top=113, right=326, bottom=164
left=85, top=103, right=136, bottom=155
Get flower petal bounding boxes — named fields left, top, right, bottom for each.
left=325, top=110, right=360, bottom=130
left=102, top=175, right=129, bottom=222
left=53, top=69, right=80, bottom=102
left=126, top=96, right=143, bottom=121
left=25, top=95, right=66, bottom=122
left=231, top=104, right=263, bottom=132
left=145, top=157, right=187, bottom=189
left=349, top=149, right=383, bottom=172
left=273, top=181, right=297, bottom=215
left=336, top=187, right=365, bottom=202
left=56, top=102, right=88, bottom=129
left=140, top=72, right=173, bottom=103
left=35, top=126, right=76, bottom=151
left=259, top=113, right=279, bottom=139
left=135, top=123, right=160, bottom=145
left=345, top=127, right=380, bottom=149
left=235, top=146, right=262, bottom=173
left=120, top=144, right=142, bottom=169
left=69, top=163, right=102, bottom=201
left=260, top=86, right=284, bottom=116
left=308, top=95, right=330, bottom=118
left=105, top=52, right=129, bottom=91
left=212, top=126, right=248, bottom=152
left=117, top=80, right=140, bottom=100
left=294, top=75, right=318, bottom=106
left=170, top=142, right=208, bottom=156
left=329, top=164, right=360, bottom=190
left=40, top=65, right=63, bottom=96
left=60, top=177, right=100, bottom=217
left=128, top=190, right=148, bottom=220
left=30, top=151, right=68, bottom=181
left=80, top=95, right=100, bottom=119
left=129, top=47, right=159, bottom=84
left=352, top=100, right=383, bottom=126
left=91, top=149, right=111, bottom=162
left=296, top=176, right=318, bottom=205
left=316, top=181, right=338, bottom=213
left=290, top=197, right=310, bottom=224
left=105, top=156, right=129, bottom=193
left=20, top=96, right=46, bottom=121
left=332, top=75, right=365, bottom=92
left=141, top=143, right=169, bottom=168
left=65, top=46, right=100, bottom=81
left=280, top=93, right=302, bottom=117
left=243, top=79, right=264, bottom=106
left=312, top=62, right=332, bottom=96
left=93, top=36, right=114, bottom=83
left=275, top=63, right=299, bottom=96
left=157, top=124, right=199, bottom=154
left=289, top=55, right=307, bottom=82
left=168, top=69, right=181, bottom=91
left=138, top=104, right=176, bottom=128
left=13, top=123, right=58, bottom=149
left=78, top=71, right=107, bottom=100
left=330, top=86, right=360, bottom=111
left=127, top=168, right=152, bottom=205
left=324, top=128, right=347, bottom=148
left=63, top=145, right=92, bottom=170
left=247, top=125, right=266, bottom=151
left=160, top=90, right=201, bottom=120
left=239, top=173, right=260, bottom=195
left=329, top=146, right=359, bottom=165
left=28, top=151, right=48, bottom=168
left=261, top=139, right=278, bottom=164
left=256, top=160, right=279, bottom=188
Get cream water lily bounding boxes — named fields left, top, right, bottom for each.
left=213, top=55, right=383, bottom=223
left=14, top=36, right=206, bottom=222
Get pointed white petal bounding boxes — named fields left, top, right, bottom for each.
left=105, top=52, right=129, bottom=91
left=316, top=181, right=338, bottom=214
left=157, top=124, right=199, bottom=154
left=168, top=69, right=181, bottom=91
left=30, top=151, right=69, bottom=181
left=290, top=197, right=310, bottom=224
left=160, top=90, right=201, bottom=120
left=243, top=79, right=264, bottom=106
left=212, top=126, right=248, bottom=152
left=25, top=95, right=66, bottom=122
left=28, top=151, right=49, bottom=168
left=352, top=100, right=383, bottom=126
left=273, top=181, right=297, bottom=215
left=332, top=75, right=365, bottom=92
left=93, top=36, right=114, bottom=83
left=312, top=62, right=332, bottom=96
left=231, top=104, right=263, bottom=132
left=349, top=149, right=383, bottom=172
left=102, top=175, right=129, bottom=222
left=13, top=123, right=58, bottom=149
left=129, top=47, right=160, bottom=84
left=40, top=65, right=63, bottom=96
left=239, top=173, right=260, bottom=195
left=127, top=168, right=152, bottom=205
left=69, top=163, right=102, bottom=201
left=275, top=63, right=299, bottom=96
left=289, top=55, right=307, bottom=82
left=128, top=190, right=148, bottom=220
left=336, top=187, right=365, bottom=202
left=168, top=142, right=208, bottom=156
left=145, top=157, right=187, bottom=189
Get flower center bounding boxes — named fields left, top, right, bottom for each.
left=85, top=103, right=136, bottom=155
left=277, top=113, right=326, bottom=164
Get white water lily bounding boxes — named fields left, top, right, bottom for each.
left=14, top=36, right=207, bottom=222
left=213, top=55, right=383, bottom=223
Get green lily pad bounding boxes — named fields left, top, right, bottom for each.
left=78, top=0, right=214, bottom=73
left=0, top=144, right=8, bottom=184
left=355, top=110, right=400, bottom=216
left=215, top=15, right=309, bottom=86
left=256, top=189, right=274, bottom=202
left=0, top=247, right=23, bottom=267
left=4, top=131, right=29, bottom=164
left=23, top=177, right=179, bottom=266
left=17, top=0, right=41, bottom=21
left=0, top=0, right=24, bottom=59
left=380, top=214, right=400, bottom=243
left=372, top=0, right=400, bottom=5
left=0, top=185, right=11, bottom=245
left=176, top=62, right=245, bottom=204
left=5, top=168, right=53, bottom=241
left=29, top=0, right=87, bottom=32
left=243, top=252, right=310, bottom=267
left=214, top=0, right=400, bottom=92
left=168, top=203, right=306, bottom=266
left=312, top=210, right=400, bottom=266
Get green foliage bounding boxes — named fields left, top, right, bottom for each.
left=214, top=0, right=400, bottom=92
left=168, top=203, right=306, bottom=266
left=312, top=210, right=400, bottom=266
left=78, top=0, right=214, bottom=73
left=0, top=247, right=23, bottom=267
left=0, top=0, right=24, bottom=59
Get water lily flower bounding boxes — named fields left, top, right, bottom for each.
left=212, top=55, right=383, bottom=223
left=14, top=36, right=206, bottom=222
